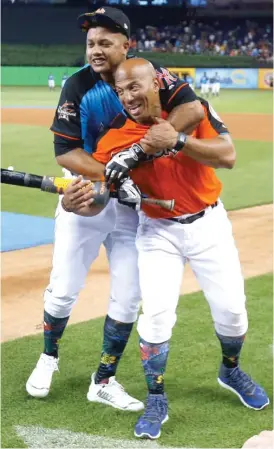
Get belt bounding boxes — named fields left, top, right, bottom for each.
left=168, top=201, right=218, bottom=225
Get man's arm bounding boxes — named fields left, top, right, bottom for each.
left=139, top=102, right=235, bottom=168
left=141, top=72, right=204, bottom=153
left=51, top=74, right=105, bottom=180
left=140, top=118, right=236, bottom=168
left=104, top=130, right=235, bottom=183
left=178, top=133, right=235, bottom=169
left=155, top=66, right=204, bottom=133
left=56, top=148, right=105, bottom=180
left=104, top=103, right=235, bottom=183
left=183, top=102, right=236, bottom=169
left=140, top=101, right=204, bottom=154
left=166, top=101, right=204, bottom=135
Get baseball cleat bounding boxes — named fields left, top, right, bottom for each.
left=26, top=353, right=59, bottom=398
left=218, top=364, right=270, bottom=410
left=134, top=393, right=169, bottom=439
left=87, top=373, right=144, bottom=411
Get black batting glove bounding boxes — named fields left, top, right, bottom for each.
left=104, top=143, right=146, bottom=186
left=116, top=177, right=142, bottom=211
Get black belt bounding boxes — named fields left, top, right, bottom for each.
left=168, top=201, right=218, bottom=225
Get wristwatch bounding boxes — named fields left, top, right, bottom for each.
left=173, top=132, right=187, bottom=153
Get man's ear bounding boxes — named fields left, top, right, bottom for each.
left=154, top=77, right=160, bottom=93
left=123, top=40, right=130, bottom=52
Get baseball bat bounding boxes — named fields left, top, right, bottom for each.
left=1, top=168, right=175, bottom=211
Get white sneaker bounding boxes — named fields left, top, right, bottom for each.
left=26, top=353, right=59, bottom=398
left=87, top=373, right=144, bottom=412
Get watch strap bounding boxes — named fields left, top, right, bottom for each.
left=173, top=132, right=187, bottom=152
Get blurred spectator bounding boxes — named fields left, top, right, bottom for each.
left=133, top=18, right=273, bottom=59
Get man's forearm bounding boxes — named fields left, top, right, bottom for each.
left=167, top=101, right=204, bottom=134
left=140, top=102, right=205, bottom=154
left=56, top=148, right=105, bottom=180
left=183, top=134, right=236, bottom=169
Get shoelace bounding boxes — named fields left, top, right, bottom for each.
left=109, top=379, right=130, bottom=397
left=40, top=356, right=59, bottom=372
left=143, top=396, right=167, bottom=422
left=228, top=367, right=256, bottom=394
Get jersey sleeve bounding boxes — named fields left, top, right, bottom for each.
left=50, top=76, right=82, bottom=141
left=53, top=133, right=84, bottom=157
left=153, top=65, right=197, bottom=113
left=197, top=102, right=229, bottom=139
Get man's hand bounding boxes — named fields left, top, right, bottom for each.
left=61, top=176, right=103, bottom=217
left=140, top=118, right=179, bottom=153
left=117, top=177, right=142, bottom=211
left=104, top=143, right=146, bottom=185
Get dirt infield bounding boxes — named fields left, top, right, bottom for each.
left=2, top=204, right=272, bottom=342
left=1, top=108, right=273, bottom=142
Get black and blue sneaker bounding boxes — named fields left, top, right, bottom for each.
left=218, top=364, right=270, bottom=410
left=134, top=393, right=168, bottom=439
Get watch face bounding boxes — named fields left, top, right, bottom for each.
left=174, top=133, right=186, bottom=152
left=179, top=133, right=186, bottom=143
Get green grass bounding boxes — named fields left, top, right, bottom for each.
left=1, top=125, right=61, bottom=217
left=206, top=89, right=273, bottom=114
left=2, top=87, right=273, bottom=114
left=1, top=86, right=60, bottom=108
left=1, top=274, right=273, bottom=448
left=219, top=140, right=273, bottom=210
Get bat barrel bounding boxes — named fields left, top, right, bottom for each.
left=1, top=169, right=42, bottom=188
left=142, top=197, right=175, bottom=211
left=1, top=169, right=25, bottom=186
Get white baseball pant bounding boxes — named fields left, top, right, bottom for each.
left=48, top=80, right=55, bottom=89
left=44, top=197, right=141, bottom=323
left=201, top=84, right=209, bottom=95
left=212, top=82, right=221, bottom=94
left=136, top=201, right=248, bottom=343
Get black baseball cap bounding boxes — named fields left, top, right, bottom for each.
left=78, top=7, right=131, bottom=39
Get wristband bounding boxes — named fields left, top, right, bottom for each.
left=173, top=132, right=187, bottom=152
left=61, top=196, right=72, bottom=213
left=131, top=143, right=147, bottom=161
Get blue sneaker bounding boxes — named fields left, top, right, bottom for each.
left=134, top=393, right=168, bottom=439
left=218, top=364, right=270, bottom=410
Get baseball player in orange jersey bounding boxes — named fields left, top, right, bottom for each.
left=69, top=58, right=269, bottom=439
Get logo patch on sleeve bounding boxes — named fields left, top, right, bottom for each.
left=156, top=68, right=178, bottom=89
left=57, top=101, right=77, bottom=122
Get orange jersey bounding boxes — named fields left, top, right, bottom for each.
left=93, top=100, right=228, bottom=218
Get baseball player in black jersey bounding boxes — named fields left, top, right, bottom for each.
left=26, top=7, right=204, bottom=411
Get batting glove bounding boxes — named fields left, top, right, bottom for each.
left=104, top=143, right=146, bottom=186
left=116, top=177, right=142, bottom=211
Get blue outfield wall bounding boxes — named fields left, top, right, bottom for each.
left=195, top=68, right=259, bottom=89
